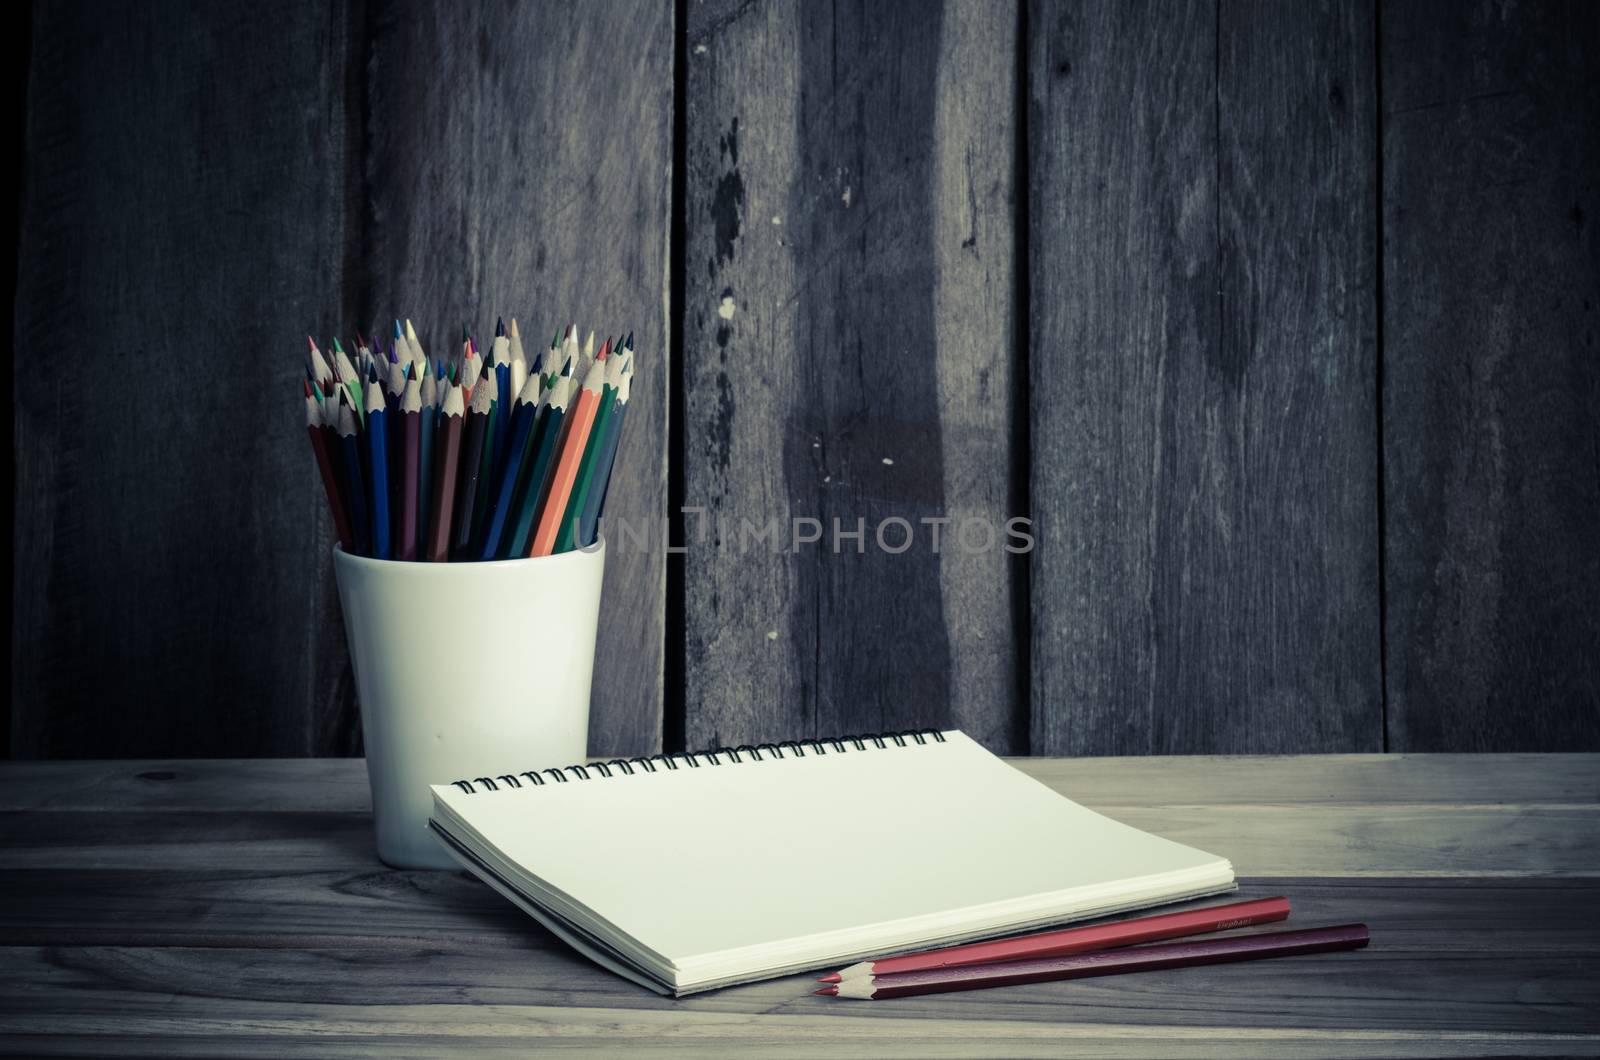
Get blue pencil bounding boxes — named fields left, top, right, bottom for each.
left=364, top=376, right=391, bottom=560
left=336, top=391, right=370, bottom=556
left=504, top=374, right=573, bottom=559
left=479, top=375, right=544, bottom=560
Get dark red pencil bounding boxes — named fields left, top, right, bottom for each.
left=450, top=381, right=494, bottom=558
left=425, top=382, right=465, bottom=562
left=813, top=923, right=1370, bottom=1000
left=304, top=380, right=355, bottom=553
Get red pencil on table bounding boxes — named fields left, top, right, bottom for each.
left=814, top=923, right=1369, bottom=1000
left=820, top=895, right=1290, bottom=983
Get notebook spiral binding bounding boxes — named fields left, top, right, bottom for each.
left=450, top=728, right=947, bottom=794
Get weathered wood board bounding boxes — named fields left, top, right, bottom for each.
left=1028, top=0, right=1381, bottom=754
left=681, top=0, right=1023, bottom=751
left=1380, top=0, right=1600, bottom=751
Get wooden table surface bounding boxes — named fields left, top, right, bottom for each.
left=1, top=754, right=1595, bottom=1057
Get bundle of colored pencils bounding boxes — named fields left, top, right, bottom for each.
left=302, top=319, right=635, bottom=562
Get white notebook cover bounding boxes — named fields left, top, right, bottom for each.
left=430, top=730, right=1234, bottom=994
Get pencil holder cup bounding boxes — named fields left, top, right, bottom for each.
left=333, top=539, right=606, bottom=869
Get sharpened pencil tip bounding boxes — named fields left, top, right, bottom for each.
left=812, top=987, right=837, bottom=996
left=393, top=319, right=403, bottom=339
left=331, top=336, right=344, bottom=354
left=817, top=973, right=841, bottom=983
left=495, top=316, right=505, bottom=337
left=307, top=335, right=319, bottom=352
left=509, top=317, right=520, bottom=339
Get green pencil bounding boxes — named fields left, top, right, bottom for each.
left=504, top=371, right=574, bottom=558
left=554, top=348, right=627, bottom=553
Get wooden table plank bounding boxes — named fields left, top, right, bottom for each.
left=3, top=874, right=1593, bottom=955
left=5, top=753, right=1593, bottom=812
left=3, top=1007, right=1592, bottom=1060
left=1, top=940, right=1595, bottom=1052
left=3, top=804, right=1595, bottom=877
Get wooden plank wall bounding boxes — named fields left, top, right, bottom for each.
left=11, top=0, right=1599, bottom=757
left=13, top=0, right=360, bottom=757
left=1380, top=0, right=1600, bottom=751
left=11, top=0, right=672, bottom=758
left=1028, top=0, right=1380, bottom=755
left=681, top=0, right=1022, bottom=750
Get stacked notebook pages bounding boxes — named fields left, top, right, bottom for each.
left=429, top=729, right=1235, bottom=995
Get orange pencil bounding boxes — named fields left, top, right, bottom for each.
left=528, top=357, right=605, bottom=557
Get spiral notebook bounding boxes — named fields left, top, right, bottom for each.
left=429, top=729, right=1235, bottom=995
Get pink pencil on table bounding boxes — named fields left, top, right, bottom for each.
left=813, top=923, right=1370, bottom=1001
left=820, top=895, right=1291, bottom=983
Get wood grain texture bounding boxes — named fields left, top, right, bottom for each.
left=7, top=803, right=1594, bottom=877
left=5, top=752, right=1597, bottom=811
left=11, top=0, right=359, bottom=757
left=1029, top=0, right=1381, bottom=755
left=1, top=756, right=1597, bottom=1056
left=354, top=0, right=673, bottom=755
left=682, top=0, right=1021, bottom=750
left=1380, top=0, right=1600, bottom=751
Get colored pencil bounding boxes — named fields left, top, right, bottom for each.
left=417, top=364, right=438, bottom=549
left=397, top=374, right=422, bottom=561
left=305, top=380, right=355, bottom=553
left=530, top=358, right=605, bottom=557
left=586, top=357, right=634, bottom=541
left=468, top=366, right=501, bottom=551
left=479, top=370, right=546, bottom=560
left=508, top=317, right=528, bottom=411
left=404, top=318, right=428, bottom=382
left=451, top=380, right=494, bottom=559
left=425, top=382, right=465, bottom=562
left=504, top=371, right=573, bottom=559
left=491, top=317, right=512, bottom=477
left=336, top=390, right=370, bottom=556
left=814, top=924, right=1370, bottom=1000
left=364, top=375, right=391, bottom=560
left=821, top=896, right=1292, bottom=983
left=302, top=321, right=636, bottom=563
left=331, top=337, right=363, bottom=420
left=385, top=350, right=407, bottom=518
left=555, top=340, right=623, bottom=553
left=307, top=337, right=334, bottom=390
left=553, top=326, right=578, bottom=388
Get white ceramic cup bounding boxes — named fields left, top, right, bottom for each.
left=332, top=539, right=606, bottom=868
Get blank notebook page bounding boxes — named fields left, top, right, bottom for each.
left=431, top=731, right=1231, bottom=974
